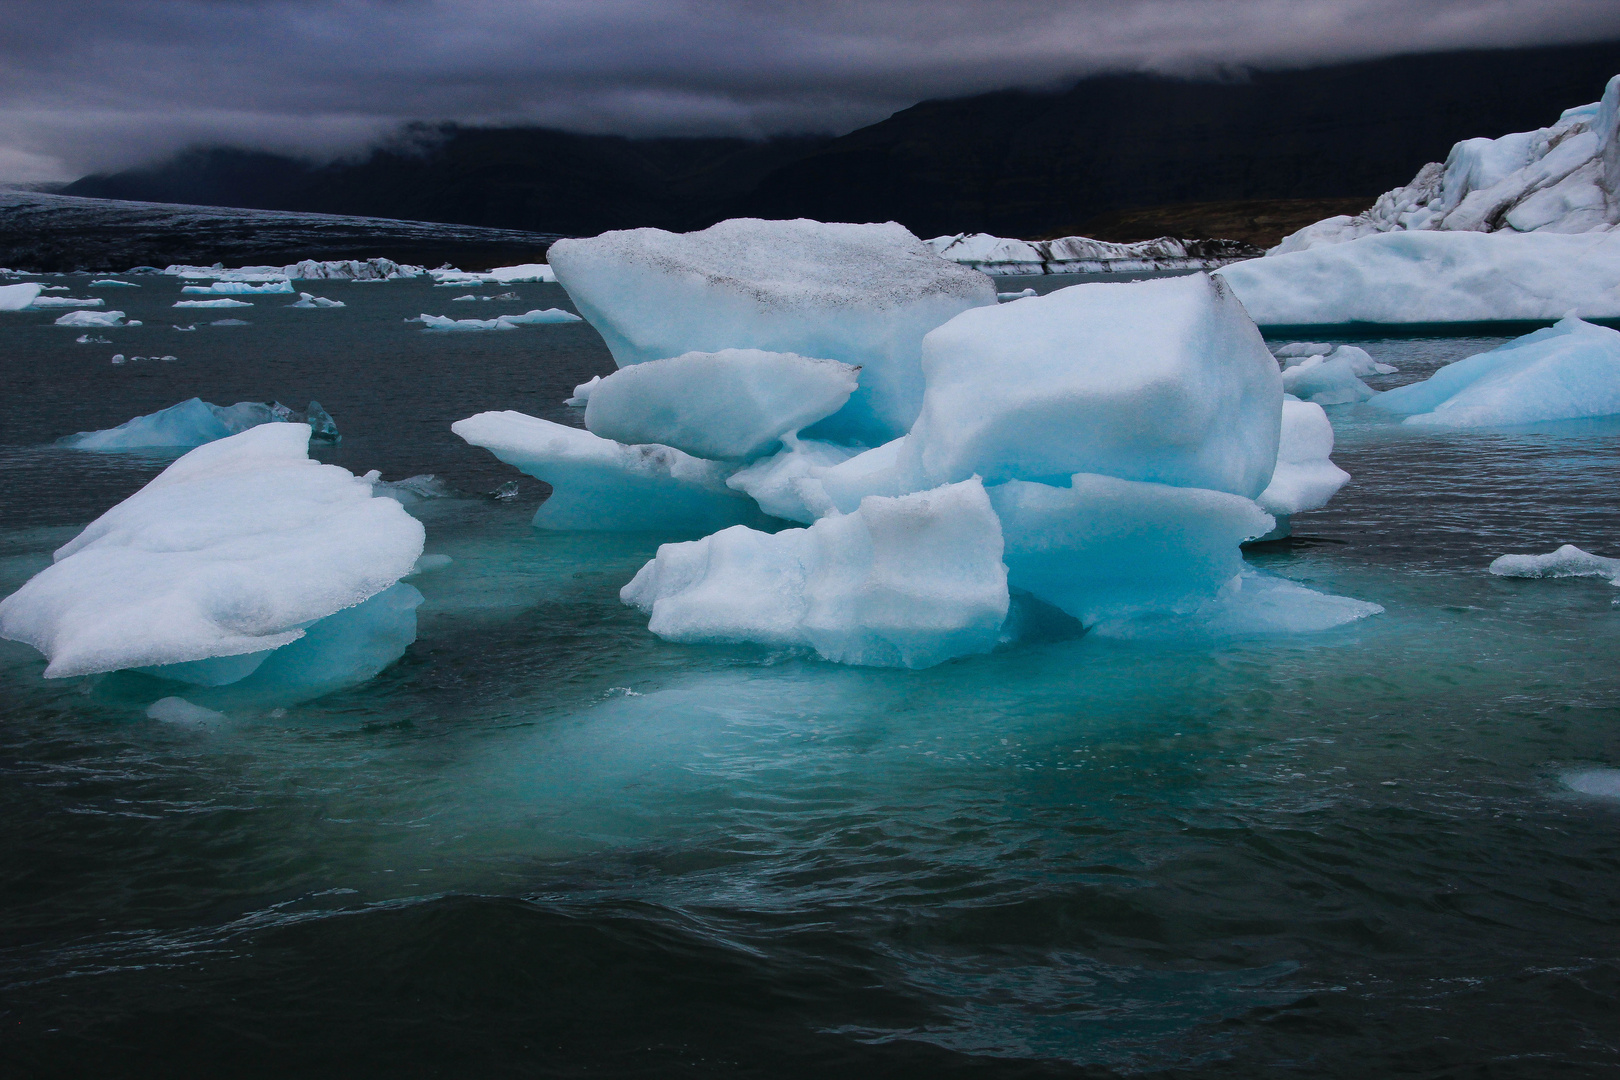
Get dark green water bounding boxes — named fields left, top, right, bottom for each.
left=0, top=274, right=1617, bottom=1078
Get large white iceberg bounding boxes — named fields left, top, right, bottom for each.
left=1275, top=75, right=1619, bottom=252
left=26, top=296, right=104, bottom=309
left=547, top=218, right=997, bottom=443
left=1372, top=317, right=1620, bottom=426
left=584, top=349, right=860, bottom=461
left=1, top=282, right=44, bottom=310
left=1219, top=230, right=1620, bottom=325
left=621, top=479, right=1008, bottom=668
left=1221, top=74, right=1620, bottom=326
left=902, top=273, right=1282, bottom=497
left=452, top=411, right=773, bottom=533
left=926, top=233, right=1255, bottom=275
left=168, top=258, right=424, bottom=282
left=0, top=425, right=424, bottom=694
left=59, top=397, right=340, bottom=451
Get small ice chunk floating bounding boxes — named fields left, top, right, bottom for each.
left=1489, top=545, right=1620, bottom=585
left=458, top=218, right=1379, bottom=668
left=0, top=425, right=424, bottom=700
left=58, top=397, right=340, bottom=451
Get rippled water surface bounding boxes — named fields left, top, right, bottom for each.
left=1, top=274, right=1618, bottom=1078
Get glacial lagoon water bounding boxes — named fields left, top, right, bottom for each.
left=1, top=273, right=1617, bottom=1077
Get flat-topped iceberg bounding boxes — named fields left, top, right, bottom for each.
left=1, top=282, right=43, bottom=310
left=430, top=263, right=555, bottom=286
left=1219, top=231, right=1620, bottom=325
left=1372, top=317, right=1620, bottom=426
left=174, top=298, right=253, bottom=309
left=622, top=479, right=1008, bottom=668
left=55, top=309, right=138, bottom=327
left=903, top=273, right=1282, bottom=497
left=410, top=309, right=579, bottom=331
left=27, top=296, right=104, bottom=309
left=926, top=233, right=1257, bottom=275
left=59, top=398, right=340, bottom=451
left=0, top=425, right=423, bottom=696
left=452, top=411, right=774, bottom=533
left=166, top=258, right=424, bottom=282
left=181, top=281, right=294, bottom=295
left=547, top=218, right=997, bottom=443
left=584, top=350, right=860, bottom=461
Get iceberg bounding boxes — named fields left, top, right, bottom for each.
left=0, top=424, right=424, bottom=693
left=174, top=298, right=253, bottom=309
left=181, top=281, right=294, bottom=295
left=584, top=350, right=860, bottom=461
left=987, top=473, right=1274, bottom=626
left=547, top=218, right=997, bottom=443
left=0, top=282, right=43, bottom=310
left=168, top=258, right=424, bottom=282
left=926, top=233, right=1258, bottom=275
left=1274, top=75, right=1620, bottom=253
left=289, top=293, right=345, bottom=308
left=1489, top=544, right=1620, bottom=584
left=91, top=280, right=138, bottom=287
left=1372, top=317, right=1620, bottom=426
left=1256, top=398, right=1351, bottom=522
left=59, top=398, right=341, bottom=451
left=410, top=309, right=579, bottom=331
left=903, top=273, right=1282, bottom=497
left=1279, top=352, right=1376, bottom=404
left=74, top=334, right=111, bottom=344
left=621, top=479, right=1008, bottom=668
left=1224, top=75, right=1620, bottom=326
left=1219, top=230, right=1620, bottom=325
left=54, top=310, right=138, bottom=327
left=452, top=411, right=774, bottom=533
left=27, top=296, right=104, bottom=309
left=429, top=263, right=554, bottom=286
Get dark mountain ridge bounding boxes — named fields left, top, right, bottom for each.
left=60, top=39, right=1620, bottom=241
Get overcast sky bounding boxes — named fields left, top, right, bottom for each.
left=4, top=0, right=1619, bottom=182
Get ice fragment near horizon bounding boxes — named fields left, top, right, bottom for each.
left=1488, top=544, right=1620, bottom=584
left=91, top=280, right=138, bottom=288
left=54, top=309, right=138, bottom=327
left=182, top=281, right=293, bottom=295
left=0, top=282, right=43, bottom=310
left=174, top=298, right=253, bottom=309
left=410, top=308, right=578, bottom=330
left=290, top=292, right=344, bottom=308
left=452, top=411, right=773, bottom=533
left=0, top=424, right=424, bottom=690
left=1373, top=317, right=1620, bottom=426
left=904, top=273, right=1283, bottom=498
left=59, top=398, right=340, bottom=451
left=622, top=479, right=1008, bottom=668
left=28, top=295, right=104, bottom=309
left=584, top=349, right=860, bottom=461
left=547, top=218, right=997, bottom=443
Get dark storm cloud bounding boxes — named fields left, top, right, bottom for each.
left=5, top=0, right=1620, bottom=180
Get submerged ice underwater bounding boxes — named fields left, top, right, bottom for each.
left=0, top=226, right=1618, bottom=1073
